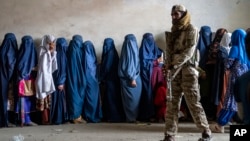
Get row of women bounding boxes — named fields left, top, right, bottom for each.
left=196, top=27, right=250, bottom=132
left=0, top=32, right=166, bottom=128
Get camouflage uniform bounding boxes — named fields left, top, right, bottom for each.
left=164, top=24, right=210, bottom=136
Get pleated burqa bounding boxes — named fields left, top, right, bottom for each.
left=138, top=33, right=161, bottom=121
left=15, top=35, right=37, bottom=125
left=82, top=41, right=102, bottom=123
left=100, top=38, right=125, bottom=122
left=196, top=26, right=214, bottom=119
left=0, top=33, right=18, bottom=127
left=66, top=35, right=86, bottom=120
left=118, top=34, right=142, bottom=122
left=51, top=38, right=68, bottom=124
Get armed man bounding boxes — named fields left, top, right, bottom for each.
left=162, top=4, right=212, bottom=141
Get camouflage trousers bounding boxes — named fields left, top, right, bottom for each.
left=164, top=65, right=209, bottom=136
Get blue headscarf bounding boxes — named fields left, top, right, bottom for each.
left=229, top=29, right=250, bottom=69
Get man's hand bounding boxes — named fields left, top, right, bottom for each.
left=162, top=65, right=167, bottom=77
left=162, top=64, right=172, bottom=77
left=199, top=72, right=206, bottom=79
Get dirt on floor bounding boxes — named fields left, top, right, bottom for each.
left=0, top=122, right=230, bottom=141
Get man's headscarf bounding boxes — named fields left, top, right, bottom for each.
left=171, top=4, right=191, bottom=32
left=171, top=4, right=186, bottom=12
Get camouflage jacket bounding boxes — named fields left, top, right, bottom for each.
left=165, top=24, right=199, bottom=69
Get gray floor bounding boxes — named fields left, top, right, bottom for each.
left=0, top=122, right=229, bottom=141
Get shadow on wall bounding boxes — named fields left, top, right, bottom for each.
left=155, top=31, right=166, bottom=50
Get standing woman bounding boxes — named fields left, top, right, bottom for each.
left=205, top=28, right=228, bottom=120
left=100, top=38, right=125, bottom=122
left=0, top=33, right=18, bottom=127
left=35, top=35, right=58, bottom=125
left=50, top=37, right=68, bottom=125
left=210, top=29, right=250, bottom=133
left=151, top=52, right=166, bottom=122
left=118, top=34, right=142, bottom=122
left=196, top=26, right=213, bottom=119
left=15, top=35, right=37, bottom=126
left=215, top=32, right=232, bottom=116
left=66, top=35, right=86, bottom=123
left=82, top=40, right=102, bottom=123
left=138, top=33, right=162, bottom=122
left=233, top=29, right=250, bottom=125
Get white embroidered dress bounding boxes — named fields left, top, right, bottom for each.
left=35, top=35, right=58, bottom=99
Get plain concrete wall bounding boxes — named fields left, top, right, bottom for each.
left=0, top=0, right=249, bottom=61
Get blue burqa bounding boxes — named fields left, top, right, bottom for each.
left=100, top=38, right=125, bottom=122
left=16, top=36, right=37, bottom=81
left=14, top=35, right=37, bottom=124
left=118, top=34, right=142, bottom=122
left=196, top=26, right=212, bottom=70
left=138, top=33, right=161, bottom=121
left=0, top=33, right=18, bottom=127
left=66, top=35, right=86, bottom=120
left=197, top=26, right=214, bottom=118
left=51, top=38, right=68, bottom=124
left=82, top=41, right=102, bottom=123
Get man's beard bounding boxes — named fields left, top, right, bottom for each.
left=172, top=19, right=178, bottom=24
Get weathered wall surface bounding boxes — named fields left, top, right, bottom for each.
left=0, top=0, right=249, bottom=61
